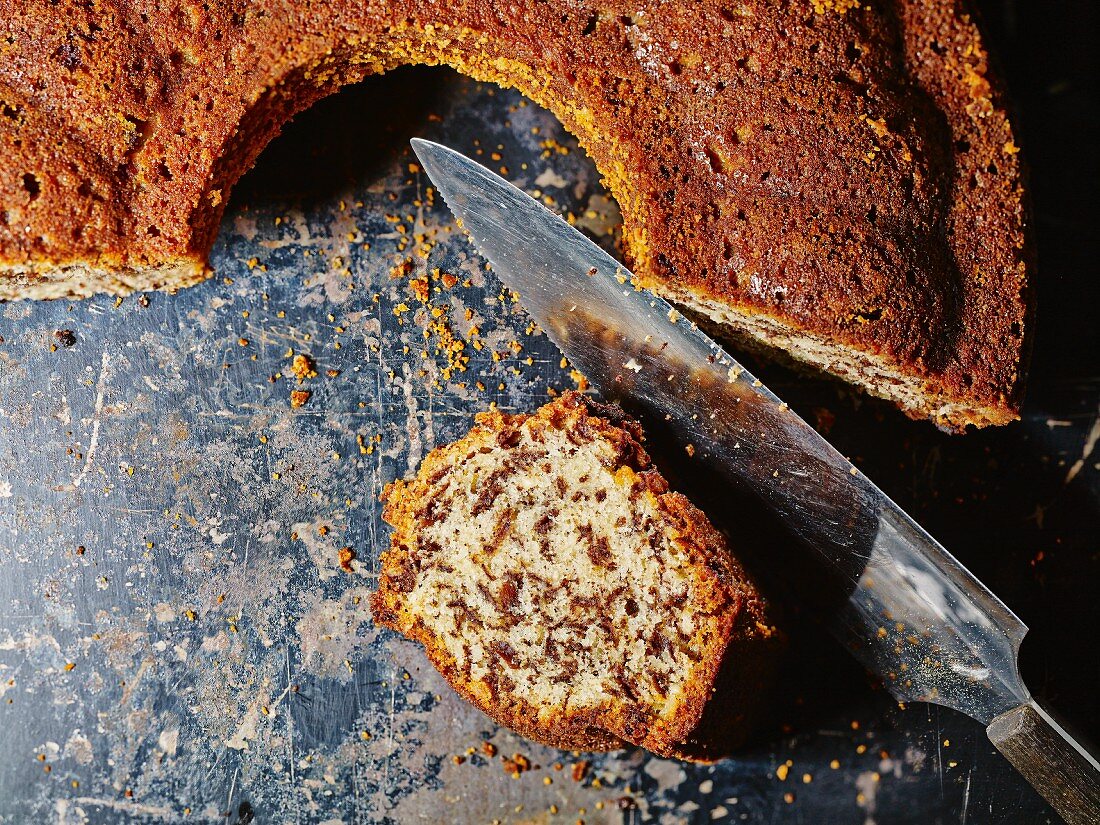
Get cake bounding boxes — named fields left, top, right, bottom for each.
left=0, top=2, right=1032, bottom=429
left=371, top=392, right=780, bottom=759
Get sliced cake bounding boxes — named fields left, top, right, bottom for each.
left=0, top=2, right=1032, bottom=429
left=371, top=391, right=780, bottom=759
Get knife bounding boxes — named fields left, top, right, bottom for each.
left=409, top=138, right=1099, bottom=823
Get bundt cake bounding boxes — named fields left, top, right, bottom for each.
left=0, top=1, right=1032, bottom=429
left=371, top=392, right=780, bottom=759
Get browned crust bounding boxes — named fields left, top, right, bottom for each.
left=371, top=391, right=779, bottom=759
left=0, top=1, right=1031, bottom=428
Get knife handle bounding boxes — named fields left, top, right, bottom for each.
left=987, top=701, right=1100, bottom=825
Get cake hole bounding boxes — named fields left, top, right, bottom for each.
left=146, top=225, right=161, bottom=237
left=866, top=205, right=878, bottom=225
left=855, top=307, right=883, bottom=323
left=53, top=39, right=81, bottom=70
left=156, top=161, right=174, bottom=181
left=581, top=12, right=598, bottom=36
left=656, top=252, right=679, bottom=277
left=22, top=172, right=40, bottom=200
left=1010, top=322, right=1022, bottom=337
left=845, top=41, right=863, bottom=63
left=708, top=147, right=726, bottom=174
left=955, top=138, right=971, bottom=153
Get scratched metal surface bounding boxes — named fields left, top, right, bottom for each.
left=0, top=4, right=1097, bottom=823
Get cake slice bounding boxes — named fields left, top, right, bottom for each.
left=371, top=391, right=780, bottom=759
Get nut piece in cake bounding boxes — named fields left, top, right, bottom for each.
left=371, top=392, right=781, bottom=759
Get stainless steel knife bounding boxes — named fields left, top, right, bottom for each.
left=410, top=138, right=1099, bottom=824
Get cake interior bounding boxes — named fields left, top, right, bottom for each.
left=391, top=413, right=727, bottom=727
left=661, top=284, right=1015, bottom=430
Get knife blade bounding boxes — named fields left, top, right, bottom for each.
left=410, top=138, right=1099, bottom=824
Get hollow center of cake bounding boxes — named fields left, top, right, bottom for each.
left=404, top=420, right=709, bottom=717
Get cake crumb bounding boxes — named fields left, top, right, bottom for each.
left=338, top=547, right=356, bottom=573
left=291, top=353, right=318, bottom=381
left=503, top=753, right=531, bottom=778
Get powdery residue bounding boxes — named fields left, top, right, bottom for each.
left=296, top=586, right=379, bottom=679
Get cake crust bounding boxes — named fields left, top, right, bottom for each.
left=0, top=1, right=1032, bottom=428
left=372, top=392, right=780, bottom=759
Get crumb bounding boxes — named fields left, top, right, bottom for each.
left=338, top=547, right=356, bottom=573
left=291, top=353, right=318, bottom=381
left=571, top=760, right=590, bottom=782
left=55, top=329, right=76, bottom=347
left=482, top=741, right=497, bottom=757
left=290, top=390, right=311, bottom=408
left=410, top=277, right=430, bottom=303
left=503, top=754, right=531, bottom=778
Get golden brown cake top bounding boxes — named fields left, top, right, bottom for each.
left=0, top=1, right=1032, bottom=427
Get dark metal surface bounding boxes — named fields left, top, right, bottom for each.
left=0, top=2, right=1096, bottom=822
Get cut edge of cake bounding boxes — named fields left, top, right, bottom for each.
left=371, top=391, right=781, bottom=760
left=659, top=284, right=1020, bottom=431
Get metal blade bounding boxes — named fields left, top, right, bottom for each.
left=411, top=138, right=1031, bottom=725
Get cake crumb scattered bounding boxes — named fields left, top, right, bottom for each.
left=291, top=353, right=317, bottom=381
left=338, top=547, right=356, bottom=573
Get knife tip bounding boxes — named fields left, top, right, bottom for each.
left=410, top=137, right=447, bottom=167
